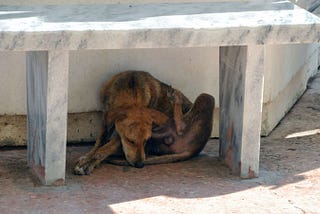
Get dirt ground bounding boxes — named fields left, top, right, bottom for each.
left=1, top=75, right=320, bottom=213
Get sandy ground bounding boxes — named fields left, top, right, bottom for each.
left=1, top=74, right=320, bottom=213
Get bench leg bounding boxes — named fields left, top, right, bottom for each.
left=219, top=45, right=264, bottom=178
left=26, top=51, right=69, bottom=185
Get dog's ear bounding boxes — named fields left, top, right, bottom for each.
left=106, top=109, right=128, bottom=125
left=148, top=109, right=169, bottom=126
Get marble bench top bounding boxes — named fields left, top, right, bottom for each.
left=0, top=1, right=320, bottom=51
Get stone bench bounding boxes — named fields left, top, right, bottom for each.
left=0, top=1, right=319, bottom=185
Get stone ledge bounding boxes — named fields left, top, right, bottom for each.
left=0, top=108, right=219, bottom=146
left=1, top=1, right=320, bottom=51
left=0, top=112, right=101, bottom=147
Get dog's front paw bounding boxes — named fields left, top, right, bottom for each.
left=74, top=162, right=95, bottom=175
left=74, top=165, right=86, bottom=175
left=73, top=155, right=90, bottom=175
left=74, top=157, right=96, bottom=175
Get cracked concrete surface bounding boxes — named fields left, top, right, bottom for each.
left=1, top=73, right=320, bottom=213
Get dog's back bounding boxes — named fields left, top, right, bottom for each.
left=100, top=71, right=192, bottom=117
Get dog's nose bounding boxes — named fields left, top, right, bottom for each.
left=134, top=162, right=145, bottom=168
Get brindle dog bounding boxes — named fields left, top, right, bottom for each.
left=74, top=71, right=192, bottom=175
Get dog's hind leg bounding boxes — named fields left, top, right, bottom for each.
left=172, top=90, right=187, bottom=136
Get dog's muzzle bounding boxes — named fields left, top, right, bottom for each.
left=134, top=162, right=145, bottom=168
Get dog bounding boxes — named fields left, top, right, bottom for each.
left=108, top=90, right=215, bottom=166
left=74, top=70, right=192, bottom=175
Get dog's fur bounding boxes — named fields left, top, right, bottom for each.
left=146, top=92, right=214, bottom=163
left=108, top=91, right=215, bottom=166
left=74, top=71, right=192, bottom=175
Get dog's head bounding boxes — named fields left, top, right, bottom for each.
left=107, top=107, right=168, bottom=168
